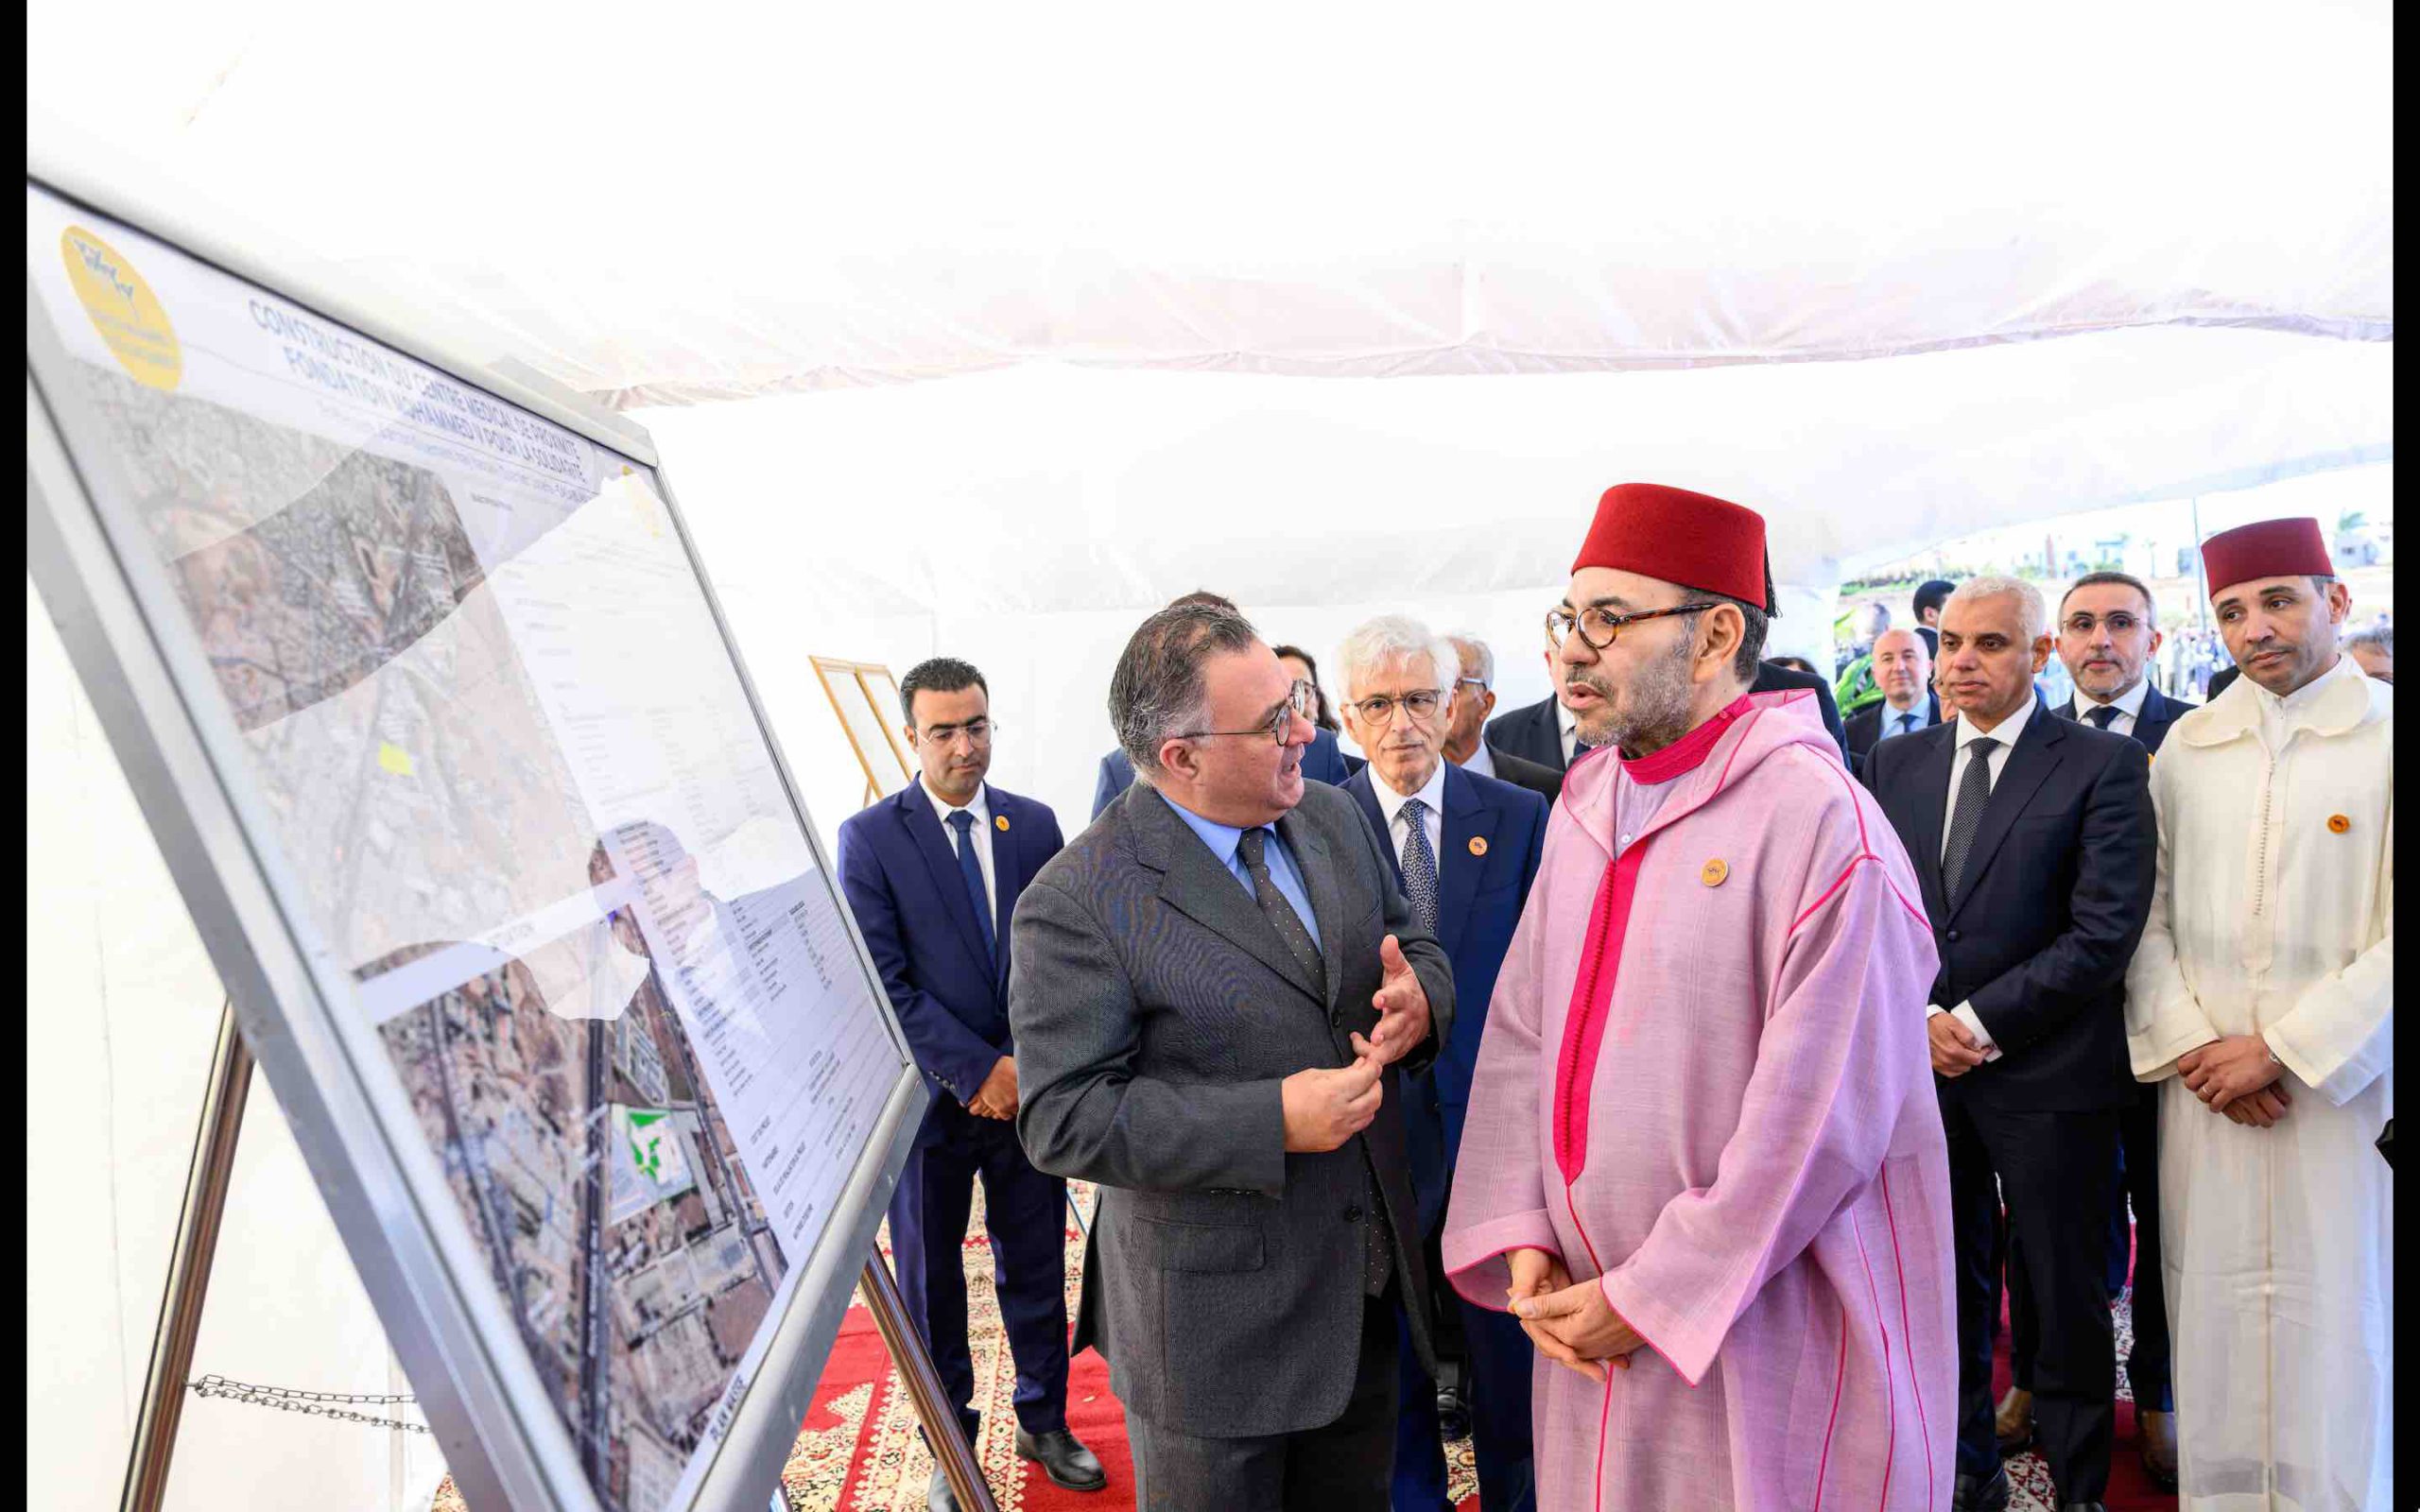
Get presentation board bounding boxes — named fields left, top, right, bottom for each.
left=25, top=171, right=926, bottom=1512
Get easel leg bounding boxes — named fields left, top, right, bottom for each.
left=858, top=1254, right=999, bottom=1512
left=120, top=1000, right=253, bottom=1512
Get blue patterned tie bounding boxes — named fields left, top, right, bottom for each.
left=1397, top=798, right=1439, bottom=936
left=945, top=810, right=996, bottom=969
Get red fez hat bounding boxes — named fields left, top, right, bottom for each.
left=2200, top=517, right=2333, bottom=595
left=1573, top=482, right=1777, bottom=613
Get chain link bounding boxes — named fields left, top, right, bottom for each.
left=189, top=1373, right=432, bottom=1434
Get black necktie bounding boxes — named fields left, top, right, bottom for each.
left=2083, top=705, right=2119, bottom=730
left=1942, top=737, right=2000, bottom=898
left=1236, top=828, right=1325, bottom=998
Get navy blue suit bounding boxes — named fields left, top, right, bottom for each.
left=1090, top=726, right=1353, bottom=821
left=837, top=778, right=1073, bottom=1443
left=1343, top=763, right=1547, bottom=1512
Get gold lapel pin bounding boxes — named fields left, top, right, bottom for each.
left=1701, top=858, right=1730, bottom=887
left=995, top=814, right=1011, bottom=832
left=2327, top=814, right=2352, bottom=833
left=1468, top=836, right=1489, bottom=857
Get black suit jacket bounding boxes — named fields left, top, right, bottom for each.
left=1862, top=702, right=2154, bottom=1110
left=1845, top=691, right=1944, bottom=768
left=1010, top=781, right=1455, bottom=1435
left=2053, top=682, right=2195, bottom=755
left=1478, top=746, right=1563, bottom=803
left=2205, top=664, right=2240, bottom=700
left=1484, top=659, right=1849, bottom=773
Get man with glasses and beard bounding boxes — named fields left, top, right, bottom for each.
left=1011, top=603, right=1455, bottom=1511
left=1333, top=614, right=1548, bottom=1512
left=1444, top=483, right=1954, bottom=1511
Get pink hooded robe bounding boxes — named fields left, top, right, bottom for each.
left=1443, top=689, right=1957, bottom=1511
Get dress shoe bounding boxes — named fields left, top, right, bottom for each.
left=2059, top=1503, right=2107, bottom=1512
left=926, top=1465, right=959, bottom=1512
left=2137, top=1407, right=2180, bottom=1488
left=1016, top=1426, right=1107, bottom=1491
left=1952, top=1466, right=2012, bottom=1512
left=1993, top=1386, right=2034, bottom=1453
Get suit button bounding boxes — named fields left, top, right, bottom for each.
left=1945, top=929, right=1962, bottom=943
left=1342, top=1204, right=1363, bottom=1222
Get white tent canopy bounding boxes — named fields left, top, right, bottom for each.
left=24, top=7, right=2393, bottom=1509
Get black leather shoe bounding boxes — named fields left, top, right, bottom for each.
left=1951, top=1466, right=2012, bottom=1512
left=1016, top=1427, right=1107, bottom=1491
left=926, top=1465, right=959, bottom=1512
left=2059, top=1503, right=2108, bottom=1512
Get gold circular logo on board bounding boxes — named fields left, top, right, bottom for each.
left=1468, top=836, right=1488, bottom=857
left=1700, top=858, right=1730, bottom=887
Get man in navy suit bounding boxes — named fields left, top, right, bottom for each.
left=1863, top=577, right=2153, bottom=1512
left=837, top=658, right=1105, bottom=1511
left=1844, top=627, right=1942, bottom=777
left=1091, top=592, right=1353, bottom=820
left=1992, top=571, right=2191, bottom=1487
left=1333, top=615, right=1548, bottom=1512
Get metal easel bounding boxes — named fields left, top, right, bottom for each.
left=118, top=1002, right=999, bottom=1512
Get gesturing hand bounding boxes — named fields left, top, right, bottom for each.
left=1512, top=1275, right=1645, bottom=1383
left=1281, top=1055, right=1384, bottom=1152
left=967, top=1056, right=1019, bottom=1120
left=1927, top=1013, right=1987, bottom=1078
left=1359, top=935, right=1432, bottom=1067
left=2181, top=1035, right=2286, bottom=1118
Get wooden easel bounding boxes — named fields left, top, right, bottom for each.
left=811, top=657, right=914, bottom=808
left=118, top=1003, right=999, bottom=1512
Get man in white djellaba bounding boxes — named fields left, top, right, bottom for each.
left=2125, top=516, right=2392, bottom=1510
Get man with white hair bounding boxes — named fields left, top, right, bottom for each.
left=1864, top=575, right=2154, bottom=1512
left=1335, top=614, right=1548, bottom=1512
left=2127, top=519, right=2392, bottom=1507
left=1440, top=632, right=1564, bottom=803
left=2346, top=623, right=2393, bottom=683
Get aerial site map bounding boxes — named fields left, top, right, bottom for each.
left=28, top=182, right=907, bottom=1512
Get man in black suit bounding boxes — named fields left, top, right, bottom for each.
left=1986, top=571, right=2191, bottom=1486
left=1863, top=576, right=2154, bottom=1512
left=1844, top=627, right=1942, bottom=775
left=1487, top=646, right=1849, bottom=770
left=1913, top=576, right=1957, bottom=657
left=1440, top=631, right=1563, bottom=804
left=1011, top=603, right=1454, bottom=1511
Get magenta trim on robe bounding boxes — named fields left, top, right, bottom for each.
left=1551, top=843, right=1649, bottom=1185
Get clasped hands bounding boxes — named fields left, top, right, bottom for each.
left=2178, top=1035, right=2293, bottom=1128
left=967, top=1056, right=1019, bottom=1120
left=1507, top=1247, right=1644, bottom=1383
left=1280, top=935, right=1431, bottom=1153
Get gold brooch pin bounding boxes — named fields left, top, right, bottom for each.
left=994, top=814, right=1011, bottom=832
left=2327, top=814, right=2351, bottom=834
left=1468, top=836, right=1489, bottom=857
left=1701, top=858, right=1730, bottom=887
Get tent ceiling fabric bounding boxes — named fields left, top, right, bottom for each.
left=26, top=3, right=2391, bottom=404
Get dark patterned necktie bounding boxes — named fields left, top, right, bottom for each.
left=1942, top=737, right=2000, bottom=898
left=945, top=811, right=996, bottom=969
left=1397, top=798, right=1439, bottom=936
left=1236, top=828, right=1324, bottom=997
left=2083, top=704, right=2119, bottom=730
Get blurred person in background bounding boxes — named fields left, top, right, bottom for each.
left=1843, top=627, right=1939, bottom=777
left=2346, top=625, right=2393, bottom=683
left=1440, top=632, right=1563, bottom=803
left=1914, top=577, right=1958, bottom=657
left=1276, top=643, right=1365, bottom=776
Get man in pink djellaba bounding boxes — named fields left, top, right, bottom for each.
left=1444, top=482, right=1957, bottom=1510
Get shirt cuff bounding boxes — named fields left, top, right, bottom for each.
left=1927, top=1002, right=2003, bottom=1062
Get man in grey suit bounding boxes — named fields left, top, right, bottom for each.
left=1011, top=602, right=1456, bottom=1511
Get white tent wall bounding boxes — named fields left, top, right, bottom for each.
left=27, top=584, right=448, bottom=1512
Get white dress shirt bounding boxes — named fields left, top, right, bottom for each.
left=1927, top=690, right=2037, bottom=1062
left=924, top=778, right=996, bottom=919
left=1370, top=758, right=1448, bottom=873
left=1459, top=738, right=1497, bottom=779
left=2071, top=675, right=2151, bottom=739
left=1557, top=701, right=1582, bottom=766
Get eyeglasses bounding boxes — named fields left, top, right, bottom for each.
left=1546, top=602, right=1719, bottom=652
left=1172, top=680, right=1316, bottom=746
left=1345, top=688, right=1447, bottom=725
left=919, top=718, right=996, bottom=748
left=1454, top=676, right=1489, bottom=691
left=2062, top=612, right=2146, bottom=636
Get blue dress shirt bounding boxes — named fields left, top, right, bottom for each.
left=1157, top=790, right=1322, bottom=950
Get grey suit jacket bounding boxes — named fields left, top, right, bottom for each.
left=1009, top=779, right=1456, bottom=1437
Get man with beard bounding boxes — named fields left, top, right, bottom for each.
left=1443, top=482, right=1955, bottom=1510
left=2127, top=519, right=2392, bottom=1508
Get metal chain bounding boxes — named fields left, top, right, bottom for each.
left=188, top=1373, right=432, bottom=1434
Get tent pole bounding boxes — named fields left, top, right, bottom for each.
left=121, top=999, right=252, bottom=1512
left=859, top=1254, right=1000, bottom=1512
